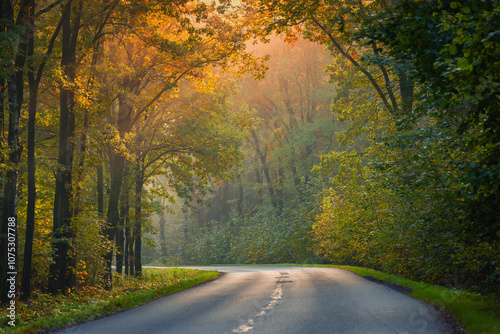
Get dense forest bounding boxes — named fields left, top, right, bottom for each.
left=1, top=0, right=498, bottom=306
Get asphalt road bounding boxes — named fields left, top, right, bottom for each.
left=56, top=266, right=451, bottom=334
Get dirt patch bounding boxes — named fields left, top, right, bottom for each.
left=362, top=275, right=467, bottom=333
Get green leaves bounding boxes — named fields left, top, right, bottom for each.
left=351, top=0, right=500, bottom=293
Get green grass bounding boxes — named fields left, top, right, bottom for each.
left=0, top=268, right=219, bottom=334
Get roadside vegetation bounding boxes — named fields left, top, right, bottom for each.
left=0, top=268, right=218, bottom=334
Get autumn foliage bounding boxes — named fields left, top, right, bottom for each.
left=0, top=0, right=498, bottom=319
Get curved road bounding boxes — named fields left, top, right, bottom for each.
left=57, top=266, right=451, bottom=334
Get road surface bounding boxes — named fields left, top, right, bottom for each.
left=56, top=266, right=451, bottom=333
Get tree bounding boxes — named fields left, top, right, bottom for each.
left=0, top=0, right=32, bottom=303
left=48, top=0, right=82, bottom=294
left=90, top=0, right=260, bottom=285
left=363, top=0, right=500, bottom=292
left=364, top=0, right=500, bottom=241
left=122, top=74, right=249, bottom=268
left=243, top=0, right=413, bottom=115
left=0, top=0, right=265, bottom=297
left=22, top=0, right=65, bottom=300
left=308, top=0, right=499, bottom=294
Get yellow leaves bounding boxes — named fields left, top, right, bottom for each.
left=169, top=87, right=180, bottom=99
left=192, top=68, right=220, bottom=94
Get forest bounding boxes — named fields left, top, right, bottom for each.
left=0, top=0, right=498, bottom=310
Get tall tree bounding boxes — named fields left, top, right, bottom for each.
left=0, top=0, right=32, bottom=302
left=96, top=0, right=260, bottom=285
left=48, top=0, right=82, bottom=294
left=22, top=0, right=65, bottom=299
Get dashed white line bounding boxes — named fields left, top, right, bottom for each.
left=232, top=273, right=286, bottom=333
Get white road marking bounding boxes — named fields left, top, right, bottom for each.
left=232, top=272, right=287, bottom=333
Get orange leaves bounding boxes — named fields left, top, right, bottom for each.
left=282, top=33, right=299, bottom=45
left=348, top=52, right=361, bottom=61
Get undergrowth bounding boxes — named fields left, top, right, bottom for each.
left=0, top=268, right=219, bottom=334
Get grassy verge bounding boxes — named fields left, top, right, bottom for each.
left=331, top=265, right=499, bottom=334
left=0, top=268, right=219, bottom=334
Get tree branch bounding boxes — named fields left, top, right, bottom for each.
left=129, top=67, right=193, bottom=128
left=34, top=0, right=67, bottom=18
left=310, top=15, right=394, bottom=113
left=371, top=42, right=398, bottom=110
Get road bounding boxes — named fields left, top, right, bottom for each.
left=56, top=266, right=451, bottom=334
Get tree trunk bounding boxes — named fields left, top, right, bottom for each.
left=1, top=0, right=29, bottom=302
left=22, top=5, right=37, bottom=298
left=276, top=166, right=285, bottom=209
left=279, top=77, right=298, bottom=129
left=134, top=162, right=143, bottom=277
left=124, top=226, right=130, bottom=275
left=287, top=145, right=301, bottom=196
left=68, top=113, right=88, bottom=290
left=97, top=165, right=104, bottom=216
left=251, top=129, right=278, bottom=208
left=20, top=17, right=67, bottom=296
left=0, top=77, right=4, bottom=139
left=253, top=163, right=263, bottom=205
left=221, top=182, right=229, bottom=219
left=104, top=150, right=125, bottom=288
left=158, top=215, right=167, bottom=264
left=127, top=226, right=134, bottom=276
left=0, top=75, right=3, bottom=274
left=116, top=168, right=130, bottom=275
left=116, top=213, right=124, bottom=274
left=48, top=0, right=80, bottom=294
left=237, top=176, right=244, bottom=217
left=104, top=92, right=132, bottom=288
left=399, top=70, right=414, bottom=113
